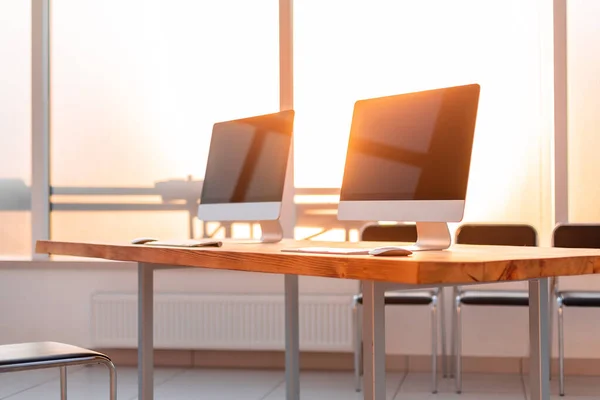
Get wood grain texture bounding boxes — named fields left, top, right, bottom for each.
left=35, top=239, right=600, bottom=285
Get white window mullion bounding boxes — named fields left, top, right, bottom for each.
left=31, top=0, right=51, bottom=258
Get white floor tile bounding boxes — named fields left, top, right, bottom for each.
left=398, top=373, right=525, bottom=400
left=523, top=375, right=600, bottom=399
left=153, top=368, right=283, bottom=400
left=9, top=367, right=600, bottom=400
left=263, top=371, right=404, bottom=400
left=396, top=372, right=455, bottom=395
left=5, top=366, right=182, bottom=400
left=396, top=393, right=524, bottom=400
left=0, top=369, right=58, bottom=399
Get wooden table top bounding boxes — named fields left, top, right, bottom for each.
left=36, top=239, right=600, bottom=285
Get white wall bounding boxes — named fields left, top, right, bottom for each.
left=3, top=261, right=600, bottom=359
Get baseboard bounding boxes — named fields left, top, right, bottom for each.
left=97, top=349, right=600, bottom=376
left=102, top=349, right=358, bottom=371
left=520, top=357, right=600, bottom=377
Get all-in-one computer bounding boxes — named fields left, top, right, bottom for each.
left=286, top=83, right=480, bottom=255
left=197, top=110, right=295, bottom=243
left=132, top=110, right=294, bottom=247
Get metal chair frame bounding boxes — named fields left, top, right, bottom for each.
left=0, top=344, right=117, bottom=400
left=552, top=223, right=600, bottom=397
left=353, top=223, right=446, bottom=394
left=352, top=288, right=443, bottom=393
left=452, top=223, right=538, bottom=393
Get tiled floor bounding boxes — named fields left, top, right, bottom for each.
left=0, top=367, right=598, bottom=399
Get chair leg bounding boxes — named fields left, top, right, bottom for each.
left=558, top=298, right=565, bottom=397
left=455, top=294, right=462, bottom=394
left=60, top=366, right=67, bottom=400
left=104, top=360, right=117, bottom=400
left=359, top=307, right=364, bottom=377
left=353, top=300, right=362, bottom=392
left=548, top=278, right=555, bottom=381
left=439, top=287, right=448, bottom=378
left=431, top=296, right=438, bottom=394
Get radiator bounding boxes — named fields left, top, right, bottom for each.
left=91, top=293, right=353, bottom=351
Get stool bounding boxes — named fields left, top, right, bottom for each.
left=0, top=342, right=116, bottom=399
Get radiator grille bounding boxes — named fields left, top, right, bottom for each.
left=91, top=293, right=353, bottom=351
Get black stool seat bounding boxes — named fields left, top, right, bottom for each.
left=0, top=342, right=110, bottom=368
left=460, top=290, right=529, bottom=306
left=0, top=342, right=116, bottom=399
left=354, top=290, right=436, bottom=306
left=559, top=291, right=600, bottom=307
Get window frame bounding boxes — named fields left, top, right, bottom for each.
left=28, top=0, right=567, bottom=258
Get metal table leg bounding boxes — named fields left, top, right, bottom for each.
left=529, top=278, right=550, bottom=400
left=362, top=280, right=386, bottom=400
left=138, top=263, right=154, bottom=400
left=285, top=274, right=300, bottom=400
left=450, top=286, right=458, bottom=379
left=60, top=366, right=67, bottom=400
left=439, top=287, right=447, bottom=378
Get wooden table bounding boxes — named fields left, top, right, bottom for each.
left=36, top=239, right=600, bottom=400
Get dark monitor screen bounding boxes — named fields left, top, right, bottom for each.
left=340, top=84, right=480, bottom=202
left=200, top=110, right=294, bottom=204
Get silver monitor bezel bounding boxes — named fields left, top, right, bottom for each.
left=337, top=199, right=465, bottom=222
left=197, top=202, right=281, bottom=222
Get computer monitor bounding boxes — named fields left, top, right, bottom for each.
left=338, top=84, right=480, bottom=250
left=197, top=110, right=294, bottom=243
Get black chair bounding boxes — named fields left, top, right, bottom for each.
left=553, top=223, right=600, bottom=396
left=0, top=342, right=116, bottom=399
left=353, top=224, right=445, bottom=394
left=453, top=223, right=538, bottom=393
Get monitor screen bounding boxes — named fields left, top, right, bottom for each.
left=200, top=110, right=294, bottom=204
left=340, top=84, right=480, bottom=202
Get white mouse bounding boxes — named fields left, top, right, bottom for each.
left=131, top=237, right=159, bottom=245
left=368, top=247, right=412, bottom=257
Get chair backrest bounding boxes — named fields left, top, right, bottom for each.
left=455, top=224, right=538, bottom=246
left=361, top=224, right=417, bottom=242
left=553, top=224, right=600, bottom=248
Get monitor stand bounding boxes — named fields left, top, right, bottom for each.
left=224, top=220, right=283, bottom=244
left=410, top=222, right=452, bottom=251
left=258, top=220, right=284, bottom=243
left=375, top=222, right=452, bottom=252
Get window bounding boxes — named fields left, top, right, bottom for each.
left=0, top=0, right=31, bottom=256
left=567, top=1, right=600, bottom=223
left=294, top=0, right=548, bottom=237
left=50, top=0, right=279, bottom=242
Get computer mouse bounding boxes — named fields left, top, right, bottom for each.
left=369, top=247, right=412, bottom=257
left=131, top=237, right=159, bottom=245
